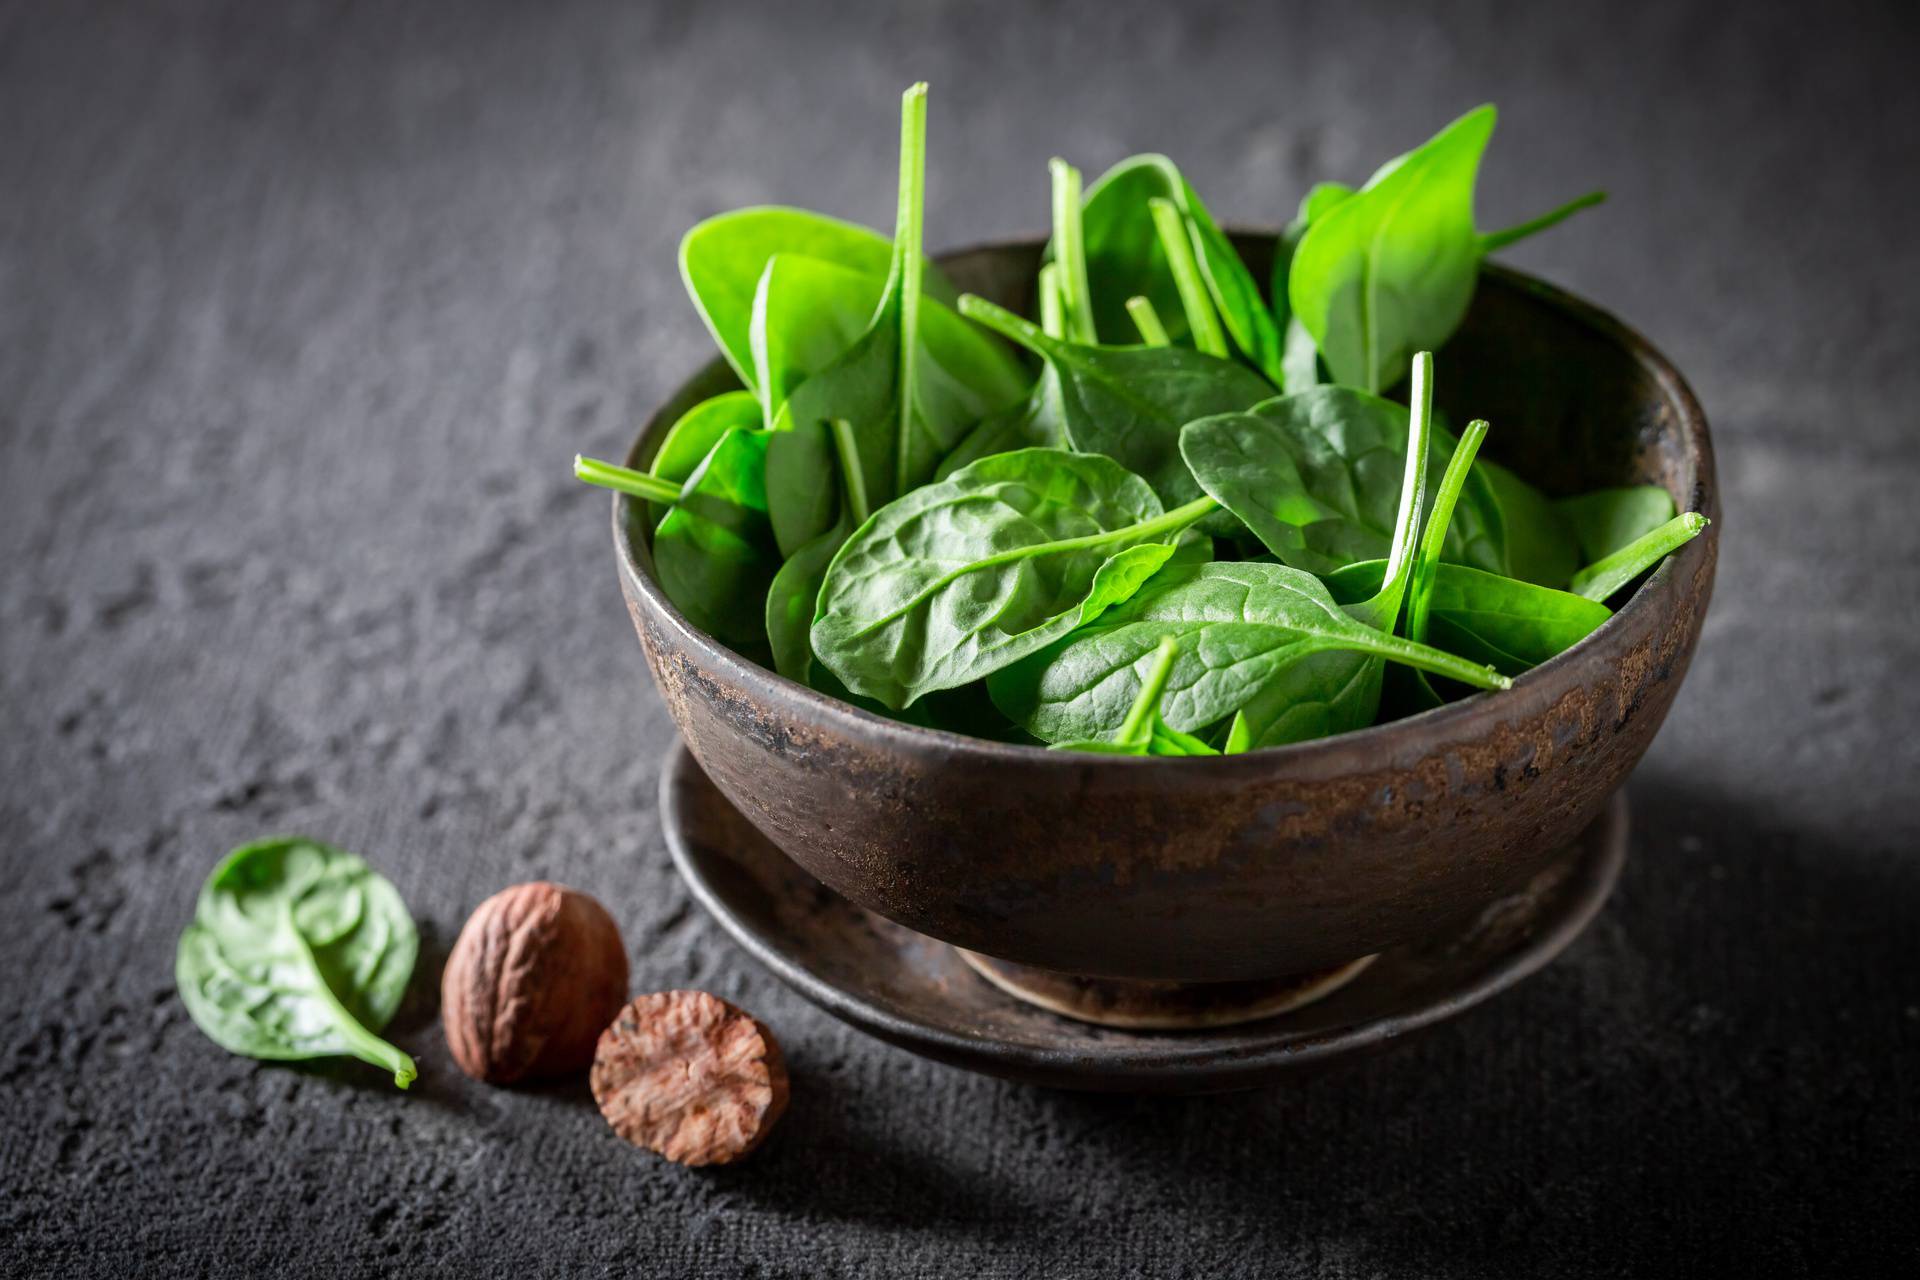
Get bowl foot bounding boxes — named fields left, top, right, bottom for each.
left=954, top=951, right=1377, bottom=1030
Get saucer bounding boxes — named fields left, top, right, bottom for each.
left=659, top=743, right=1627, bottom=1092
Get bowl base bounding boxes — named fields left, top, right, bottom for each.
left=955, top=950, right=1377, bottom=1029
left=660, top=742, right=1630, bottom=1092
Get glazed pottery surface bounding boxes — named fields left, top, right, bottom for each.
left=613, top=235, right=1717, bottom=983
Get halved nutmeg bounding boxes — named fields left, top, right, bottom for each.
left=590, top=991, right=788, bottom=1166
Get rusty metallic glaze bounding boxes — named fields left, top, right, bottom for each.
left=613, top=236, right=1717, bottom=984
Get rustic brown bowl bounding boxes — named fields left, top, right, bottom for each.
left=613, top=234, right=1717, bottom=985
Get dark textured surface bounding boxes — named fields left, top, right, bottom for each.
left=2, top=1, right=1916, bottom=1275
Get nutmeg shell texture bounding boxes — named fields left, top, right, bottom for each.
left=442, top=882, right=629, bottom=1084
left=591, top=991, right=789, bottom=1166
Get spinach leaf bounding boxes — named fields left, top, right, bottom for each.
left=1288, top=106, right=1602, bottom=392
left=764, top=86, right=1011, bottom=558
left=680, top=207, right=957, bottom=391
left=1052, top=637, right=1219, bottom=756
left=748, top=252, right=1027, bottom=437
left=957, top=294, right=1274, bottom=511
left=1569, top=511, right=1709, bottom=602
left=176, top=837, right=418, bottom=1088
left=1273, top=182, right=1353, bottom=393
left=1556, top=485, right=1678, bottom=563
left=1476, top=458, right=1580, bottom=587
left=644, top=391, right=763, bottom=521
left=810, top=448, right=1215, bottom=709
left=1326, top=557, right=1612, bottom=676
left=1076, top=154, right=1284, bottom=381
left=987, top=560, right=1508, bottom=746
left=1179, top=384, right=1504, bottom=577
left=933, top=389, right=1066, bottom=480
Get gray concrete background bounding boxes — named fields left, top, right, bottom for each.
left=3, top=1, right=1916, bottom=1275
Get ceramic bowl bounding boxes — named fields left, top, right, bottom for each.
left=611, top=234, right=1717, bottom=984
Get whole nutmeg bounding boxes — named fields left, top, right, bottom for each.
left=442, top=882, right=629, bottom=1084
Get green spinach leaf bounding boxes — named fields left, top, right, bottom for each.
left=1569, top=511, right=1709, bottom=602
left=1556, top=485, right=1678, bottom=563
left=680, top=207, right=957, bottom=391
left=1052, top=636, right=1218, bottom=756
left=957, top=294, right=1274, bottom=511
left=176, top=838, right=418, bottom=1088
left=810, top=448, right=1215, bottom=709
left=988, top=559, right=1508, bottom=746
left=1179, top=384, right=1504, bottom=577
left=749, top=252, right=1027, bottom=436
left=1075, top=154, right=1284, bottom=381
left=1288, top=106, right=1602, bottom=392
left=1327, top=557, right=1611, bottom=676
left=644, top=391, right=763, bottom=521
left=1273, top=182, right=1353, bottom=393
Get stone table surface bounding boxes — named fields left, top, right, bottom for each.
left=3, top=1, right=1916, bottom=1275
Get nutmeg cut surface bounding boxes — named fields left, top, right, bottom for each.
left=442, top=882, right=629, bottom=1084
left=591, top=991, right=788, bottom=1166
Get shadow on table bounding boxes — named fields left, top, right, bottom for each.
left=1013, top=772, right=1920, bottom=1274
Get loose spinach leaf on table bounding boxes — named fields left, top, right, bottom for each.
left=1556, top=485, right=1678, bottom=563
left=680, top=206, right=958, bottom=392
left=1074, top=154, right=1284, bottom=382
left=1569, top=511, right=1709, bottom=602
left=1052, top=636, right=1219, bottom=756
left=176, top=837, right=418, bottom=1088
left=957, top=294, right=1274, bottom=512
left=749, top=252, right=1027, bottom=437
left=1287, top=105, right=1603, bottom=393
left=988, top=560, right=1508, bottom=746
left=810, top=448, right=1215, bottom=709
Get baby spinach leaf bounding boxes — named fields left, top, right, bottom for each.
left=1569, top=511, right=1709, bottom=602
left=644, top=391, right=763, bottom=521
left=810, top=449, right=1215, bottom=709
left=1476, top=458, right=1580, bottom=586
left=176, top=837, right=418, bottom=1088
left=1326, top=557, right=1612, bottom=676
left=1179, top=384, right=1504, bottom=577
left=1052, top=637, right=1218, bottom=756
left=957, top=294, right=1274, bottom=511
left=749, top=252, right=1027, bottom=437
left=1288, top=106, right=1602, bottom=392
left=1556, top=485, right=1678, bottom=563
left=1076, top=154, right=1284, bottom=381
left=766, top=509, right=852, bottom=683
left=988, top=560, right=1509, bottom=746
left=657, top=428, right=779, bottom=647
left=680, top=207, right=957, bottom=391
left=1273, top=182, right=1353, bottom=393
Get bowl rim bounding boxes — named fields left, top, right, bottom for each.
left=613, top=242, right=1716, bottom=776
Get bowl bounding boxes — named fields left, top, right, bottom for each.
left=611, top=233, right=1718, bottom=985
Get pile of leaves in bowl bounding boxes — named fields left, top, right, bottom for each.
left=577, top=84, right=1705, bottom=756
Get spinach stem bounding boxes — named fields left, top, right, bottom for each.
left=1569, top=511, right=1708, bottom=601
left=1118, top=636, right=1181, bottom=744
left=958, top=293, right=1056, bottom=355
left=575, top=454, right=683, bottom=505
left=1125, top=295, right=1171, bottom=346
left=1148, top=197, right=1227, bottom=357
left=892, top=83, right=929, bottom=499
left=280, top=901, right=416, bottom=1089
left=1407, top=418, right=1489, bottom=644
left=1354, top=351, right=1435, bottom=631
left=1038, top=263, right=1066, bottom=340
left=1049, top=158, right=1097, bottom=344
left=1479, top=190, right=1607, bottom=252
left=829, top=418, right=872, bottom=527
